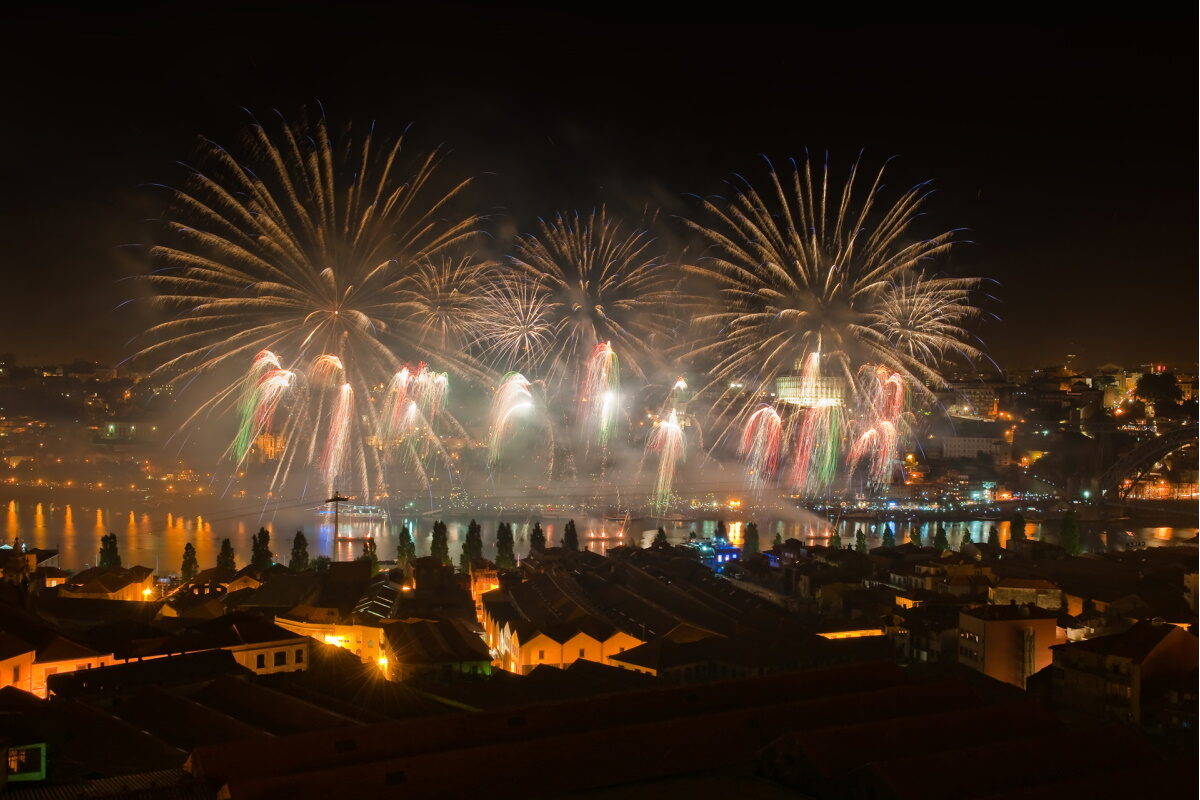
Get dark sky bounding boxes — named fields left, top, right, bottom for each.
left=1, top=10, right=1195, bottom=369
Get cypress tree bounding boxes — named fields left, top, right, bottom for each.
left=882, top=523, right=896, bottom=548
left=360, top=537, right=379, bottom=571
left=1011, top=512, right=1027, bottom=541
left=495, top=522, right=516, bottom=569
left=563, top=519, right=579, bottom=551
left=743, top=522, right=760, bottom=554
left=830, top=531, right=843, bottom=550
left=313, top=555, right=330, bottom=573
left=961, top=528, right=973, bottom=546
left=653, top=527, right=669, bottom=547
left=911, top=526, right=923, bottom=546
left=98, top=532, right=121, bottom=569
left=460, top=519, right=483, bottom=571
left=180, top=542, right=198, bottom=581
left=216, top=538, right=236, bottom=572
left=987, top=525, right=999, bottom=546
left=396, top=524, right=416, bottom=564
left=714, top=520, right=727, bottom=541
left=855, top=530, right=868, bottom=553
left=529, top=522, right=546, bottom=554
left=251, top=527, right=272, bottom=571
left=1060, top=510, right=1081, bottom=556
left=934, top=525, right=949, bottom=552
left=430, top=521, right=450, bottom=566
left=289, top=531, right=310, bottom=571
left=773, top=531, right=783, bottom=547
left=688, top=529, right=698, bottom=540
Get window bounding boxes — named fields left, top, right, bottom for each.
left=11, top=665, right=19, bottom=683
left=619, top=647, right=625, bottom=653
left=256, top=654, right=266, bottom=669
left=295, top=648, right=304, bottom=664
left=579, top=648, right=586, bottom=658
left=274, top=651, right=287, bottom=667
left=538, top=650, right=545, bottom=660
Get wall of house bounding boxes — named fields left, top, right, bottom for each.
left=0, top=650, right=35, bottom=693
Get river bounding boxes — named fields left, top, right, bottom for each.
left=5, top=489, right=1195, bottom=574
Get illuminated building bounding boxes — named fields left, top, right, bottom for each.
left=775, top=373, right=845, bottom=407
left=253, top=432, right=286, bottom=461
left=957, top=604, right=1062, bottom=688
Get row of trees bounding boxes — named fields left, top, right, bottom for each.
left=150, top=508, right=1082, bottom=586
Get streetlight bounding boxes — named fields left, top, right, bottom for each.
left=327, top=491, right=350, bottom=539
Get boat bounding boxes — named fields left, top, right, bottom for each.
left=313, top=502, right=389, bottom=541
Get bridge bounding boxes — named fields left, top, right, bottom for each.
left=1097, top=424, right=1197, bottom=500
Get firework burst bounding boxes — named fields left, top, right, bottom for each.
left=684, top=156, right=981, bottom=419
left=484, top=208, right=677, bottom=391
left=138, top=114, right=481, bottom=498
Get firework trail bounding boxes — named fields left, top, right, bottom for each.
left=488, top=372, right=534, bottom=464
left=579, top=342, right=621, bottom=451
left=739, top=404, right=783, bottom=487
left=231, top=351, right=294, bottom=463
left=846, top=366, right=911, bottom=488
left=648, top=408, right=685, bottom=515
left=783, top=352, right=845, bottom=496
left=137, top=114, right=484, bottom=498
left=683, top=156, right=982, bottom=432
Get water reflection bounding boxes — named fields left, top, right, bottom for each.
left=1, top=493, right=1194, bottom=574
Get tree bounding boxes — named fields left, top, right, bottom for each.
left=961, top=528, right=972, bottom=547
left=714, top=520, right=727, bottom=541
left=98, top=532, right=121, bottom=569
left=987, top=525, right=999, bottom=546
left=495, top=522, right=516, bottom=570
left=529, top=522, right=546, bottom=554
left=2, top=538, right=29, bottom=585
left=882, top=524, right=896, bottom=548
left=688, top=528, right=698, bottom=540
left=396, top=524, right=416, bottom=565
left=360, top=537, right=379, bottom=572
left=181, top=542, right=199, bottom=581
left=1059, top=510, right=1081, bottom=556
left=251, top=527, right=272, bottom=571
left=563, top=519, right=579, bottom=552
left=910, top=526, right=922, bottom=546
left=934, top=525, right=949, bottom=552
left=855, top=530, right=867, bottom=553
left=1011, top=513, right=1027, bottom=541
left=289, top=531, right=310, bottom=571
left=460, top=520, right=483, bottom=571
left=653, top=527, right=669, bottom=547
left=313, top=555, right=331, bottom=573
left=743, top=522, right=760, bottom=554
left=217, top=538, right=236, bottom=572
left=430, top=521, right=450, bottom=566
left=829, top=531, right=843, bottom=550
left=1135, top=371, right=1182, bottom=411
left=773, top=531, right=783, bottom=547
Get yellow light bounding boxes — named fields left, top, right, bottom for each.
left=142, top=588, right=152, bottom=597
left=377, top=656, right=388, bottom=672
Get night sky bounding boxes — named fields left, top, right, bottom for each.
left=2, top=11, right=1195, bottom=368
